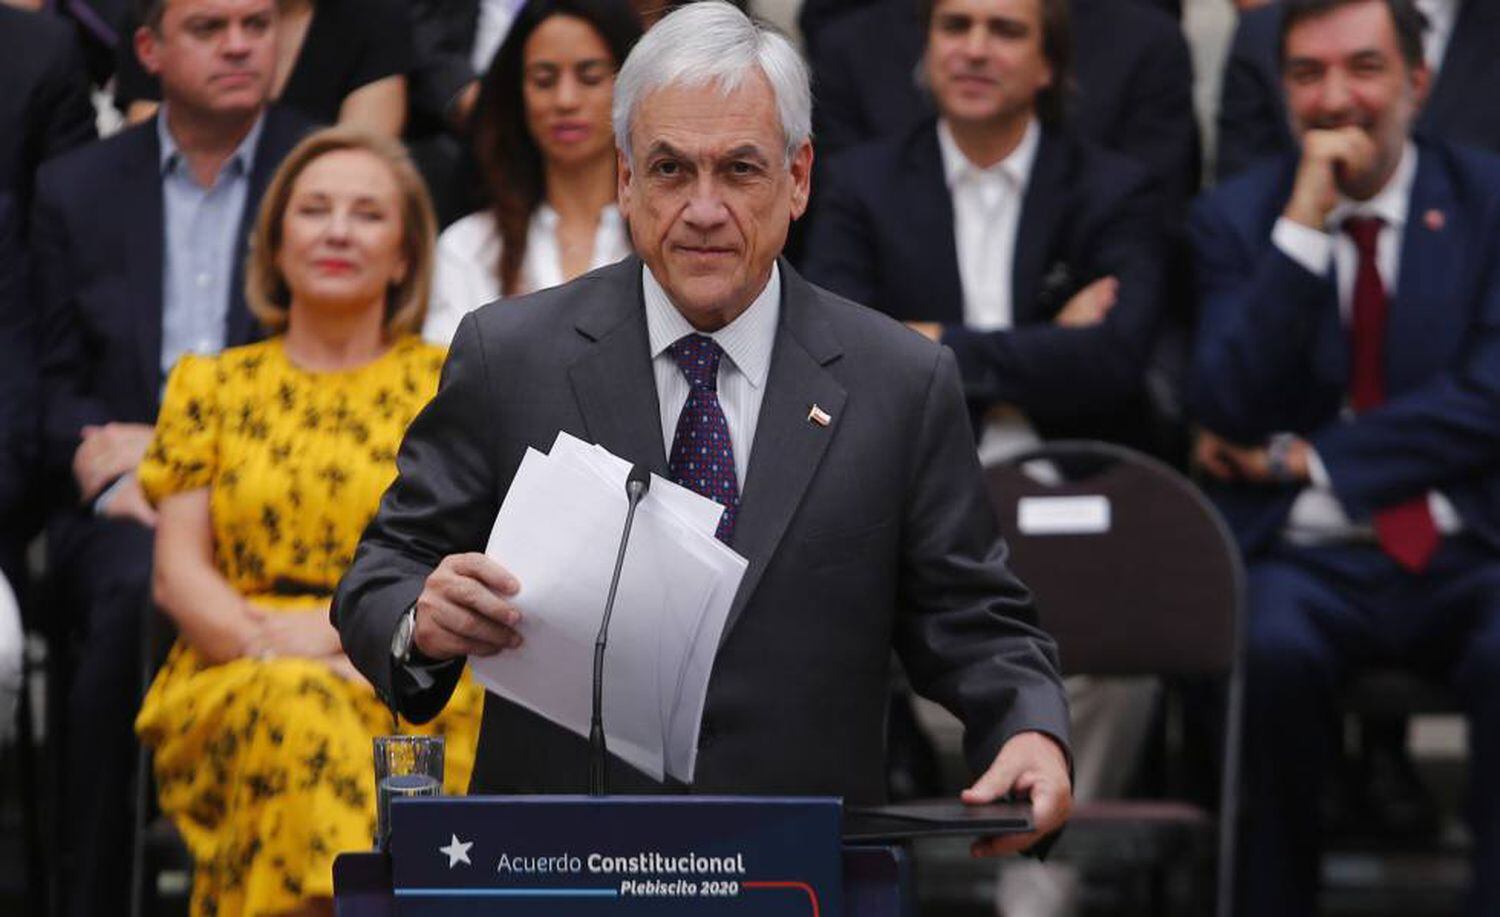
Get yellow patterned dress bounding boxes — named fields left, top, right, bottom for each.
left=135, top=335, right=484, bottom=917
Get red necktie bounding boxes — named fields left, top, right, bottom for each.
left=1344, top=216, right=1438, bottom=572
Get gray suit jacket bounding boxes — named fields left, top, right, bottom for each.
left=333, top=257, right=1069, bottom=804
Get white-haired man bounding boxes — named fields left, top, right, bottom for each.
left=334, top=0, right=1072, bottom=853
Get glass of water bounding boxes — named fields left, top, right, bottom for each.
left=373, top=734, right=444, bottom=849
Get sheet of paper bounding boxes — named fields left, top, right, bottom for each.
left=469, top=438, right=746, bottom=783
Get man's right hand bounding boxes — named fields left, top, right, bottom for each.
left=412, top=553, right=524, bottom=660
left=74, top=422, right=155, bottom=502
left=1284, top=126, right=1378, bottom=229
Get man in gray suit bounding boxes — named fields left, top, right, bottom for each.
left=334, top=0, right=1072, bottom=853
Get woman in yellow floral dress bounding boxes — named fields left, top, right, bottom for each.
left=135, top=128, right=483, bottom=917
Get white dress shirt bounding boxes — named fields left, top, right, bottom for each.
left=1270, top=141, right=1461, bottom=541
left=936, top=118, right=1044, bottom=463
left=423, top=205, right=631, bottom=345
left=471, top=0, right=525, bottom=74
left=643, top=264, right=780, bottom=489
left=936, top=118, right=1040, bottom=331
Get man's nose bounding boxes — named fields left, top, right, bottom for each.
left=1317, top=69, right=1355, bottom=118
left=682, top=176, right=729, bottom=230
left=223, top=22, right=252, bottom=56
left=963, top=24, right=988, bottom=58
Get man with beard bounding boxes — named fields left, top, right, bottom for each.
left=1189, top=1, right=1500, bottom=912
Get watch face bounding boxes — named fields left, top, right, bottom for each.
left=392, top=609, right=414, bottom=659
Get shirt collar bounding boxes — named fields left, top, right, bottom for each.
left=936, top=117, right=1040, bottom=192
left=1328, top=139, right=1417, bottom=232
left=643, top=262, right=780, bottom=389
left=157, top=106, right=265, bottom=185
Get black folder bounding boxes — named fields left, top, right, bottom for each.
left=842, top=799, right=1033, bottom=842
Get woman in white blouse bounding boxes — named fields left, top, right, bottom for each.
left=424, top=0, right=643, bottom=344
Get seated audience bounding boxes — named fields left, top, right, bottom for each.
left=423, top=0, right=641, bottom=345
left=1217, top=0, right=1500, bottom=180
left=807, top=0, right=1199, bottom=212
left=804, top=0, right=1163, bottom=912
left=1187, top=1, right=1500, bottom=912
left=116, top=0, right=414, bottom=136
left=29, top=0, right=308, bottom=909
left=135, top=126, right=483, bottom=917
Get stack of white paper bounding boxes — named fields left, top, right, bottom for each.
left=470, top=432, right=748, bottom=783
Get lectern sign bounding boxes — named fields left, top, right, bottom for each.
left=388, top=796, right=844, bottom=916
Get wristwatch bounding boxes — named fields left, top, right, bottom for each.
left=390, top=605, right=418, bottom=665
left=1266, top=433, right=1299, bottom=483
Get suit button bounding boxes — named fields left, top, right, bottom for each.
left=697, top=722, right=717, bottom=750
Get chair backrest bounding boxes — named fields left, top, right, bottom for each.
left=984, top=440, right=1243, bottom=678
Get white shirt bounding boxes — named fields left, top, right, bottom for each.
left=423, top=205, right=631, bottom=345
left=471, top=0, right=524, bottom=75
left=1415, top=0, right=1459, bottom=74
left=644, top=263, right=780, bottom=489
left=936, top=118, right=1040, bottom=331
left=1270, top=142, right=1461, bottom=540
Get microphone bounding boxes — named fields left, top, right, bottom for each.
left=590, top=463, right=652, bottom=795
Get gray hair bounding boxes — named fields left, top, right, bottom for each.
left=612, top=1, right=812, bottom=164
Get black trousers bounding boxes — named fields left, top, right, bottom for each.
left=49, top=512, right=152, bottom=917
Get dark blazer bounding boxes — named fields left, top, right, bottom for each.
left=333, top=257, right=1070, bottom=803
left=0, top=195, right=34, bottom=585
left=30, top=106, right=310, bottom=496
left=802, top=121, right=1167, bottom=447
left=809, top=0, right=1200, bottom=209
left=1188, top=138, right=1500, bottom=555
left=0, top=5, right=96, bottom=219
left=1216, top=0, right=1500, bottom=180
left=406, top=0, right=480, bottom=129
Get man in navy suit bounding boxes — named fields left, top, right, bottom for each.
left=30, top=0, right=306, bottom=910
left=808, top=0, right=1199, bottom=212
left=1189, top=1, right=1500, bottom=912
left=1217, top=0, right=1500, bottom=180
left=803, top=0, right=1163, bottom=911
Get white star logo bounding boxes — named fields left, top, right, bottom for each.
left=438, top=834, right=473, bottom=868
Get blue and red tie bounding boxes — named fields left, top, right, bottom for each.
left=667, top=334, right=740, bottom=543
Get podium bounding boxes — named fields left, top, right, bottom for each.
left=333, top=796, right=914, bottom=917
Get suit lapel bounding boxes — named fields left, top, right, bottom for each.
left=1388, top=145, right=1460, bottom=395
left=901, top=126, right=965, bottom=324
left=721, top=263, right=847, bottom=641
left=125, top=122, right=166, bottom=405
left=1012, top=130, right=1067, bottom=325
left=567, top=259, right=670, bottom=474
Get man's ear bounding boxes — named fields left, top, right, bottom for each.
left=1409, top=60, right=1433, bottom=110
left=135, top=25, right=162, bottom=77
left=788, top=140, right=813, bottom=221
left=616, top=147, right=634, bottom=213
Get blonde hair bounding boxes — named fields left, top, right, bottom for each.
left=245, top=127, right=437, bottom=336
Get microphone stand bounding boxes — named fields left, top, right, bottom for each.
left=590, top=464, right=651, bottom=796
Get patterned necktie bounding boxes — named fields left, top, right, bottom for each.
left=667, top=334, right=740, bottom=543
left=1345, top=216, right=1438, bottom=572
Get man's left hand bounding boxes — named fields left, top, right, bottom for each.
left=962, top=730, right=1073, bottom=857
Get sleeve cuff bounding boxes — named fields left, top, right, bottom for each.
left=1272, top=216, right=1333, bottom=277
left=92, top=473, right=129, bottom=515
left=1305, top=446, right=1331, bottom=489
